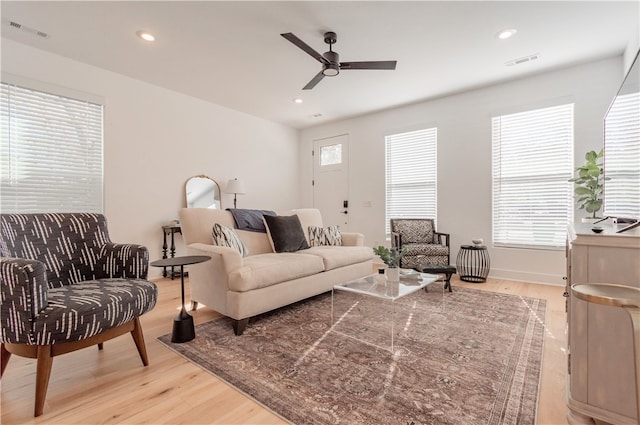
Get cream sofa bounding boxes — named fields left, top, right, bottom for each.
left=178, top=208, right=374, bottom=335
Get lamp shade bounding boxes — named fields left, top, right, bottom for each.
left=226, top=178, right=246, bottom=194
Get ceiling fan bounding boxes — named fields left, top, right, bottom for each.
left=280, top=31, right=397, bottom=90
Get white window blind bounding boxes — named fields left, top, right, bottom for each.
left=604, top=91, right=640, bottom=218
left=492, top=103, right=573, bottom=249
left=385, top=128, right=437, bottom=235
left=0, top=82, right=104, bottom=213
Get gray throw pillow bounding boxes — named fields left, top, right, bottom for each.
left=263, top=215, right=310, bottom=253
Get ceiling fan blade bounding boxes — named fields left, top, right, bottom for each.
left=340, top=61, right=397, bottom=70
left=303, top=71, right=325, bottom=90
left=281, top=33, right=328, bottom=64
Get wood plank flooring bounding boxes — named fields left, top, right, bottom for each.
left=1, top=276, right=570, bottom=424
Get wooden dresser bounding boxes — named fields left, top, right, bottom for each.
left=566, top=221, right=640, bottom=425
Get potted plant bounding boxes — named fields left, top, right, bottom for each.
left=373, top=246, right=408, bottom=281
left=569, top=149, right=609, bottom=220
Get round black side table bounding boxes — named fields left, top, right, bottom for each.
left=457, top=245, right=490, bottom=283
left=151, top=255, right=210, bottom=343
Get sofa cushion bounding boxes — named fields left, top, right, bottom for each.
left=308, top=225, right=342, bottom=247
left=280, top=209, right=324, bottom=246
left=302, top=246, right=374, bottom=271
left=228, top=253, right=324, bottom=292
left=264, top=215, right=310, bottom=253
left=212, top=223, right=248, bottom=257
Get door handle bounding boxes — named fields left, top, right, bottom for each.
left=342, top=210, right=348, bottom=215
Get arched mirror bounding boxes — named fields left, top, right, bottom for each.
left=185, top=175, right=221, bottom=209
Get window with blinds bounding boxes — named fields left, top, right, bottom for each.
left=603, top=91, right=640, bottom=218
left=385, top=128, right=437, bottom=235
left=492, top=103, right=573, bottom=249
left=0, top=82, right=104, bottom=213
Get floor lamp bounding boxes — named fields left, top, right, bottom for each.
left=226, top=178, right=246, bottom=208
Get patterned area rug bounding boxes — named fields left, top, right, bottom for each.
left=158, top=284, right=546, bottom=425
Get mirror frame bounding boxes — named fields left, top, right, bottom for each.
left=185, top=174, right=221, bottom=209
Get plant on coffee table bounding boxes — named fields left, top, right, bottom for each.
left=373, top=246, right=408, bottom=268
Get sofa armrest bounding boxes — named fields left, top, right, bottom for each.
left=187, top=243, right=244, bottom=274
left=184, top=243, right=245, bottom=315
left=96, top=243, right=149, bottom=279
left=341, top=232, right=364, bottom=247
left=0, top=257, right=48, bottom=344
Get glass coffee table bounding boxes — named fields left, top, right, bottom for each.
left=331, top=271, right=440, bottom=353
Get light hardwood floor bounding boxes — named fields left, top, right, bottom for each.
left=1, top=276, right=570, bottom=424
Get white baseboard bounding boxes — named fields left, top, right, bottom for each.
left=484, top=267, right=565, bottom=286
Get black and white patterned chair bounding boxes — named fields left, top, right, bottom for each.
left=0, top=213, right=158, bottom=417
left=390, top=218, right=450, bottom=269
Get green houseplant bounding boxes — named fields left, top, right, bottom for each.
left=569, top=149, right=609, bottom=219
left=373, top=246, right=408, bottom=268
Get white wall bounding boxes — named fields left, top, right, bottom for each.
left=1, top=39, right=301, bottom=278
left=300, top=56, right=623, bottom=285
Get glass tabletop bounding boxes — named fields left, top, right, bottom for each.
left=334, top=271, right=438, bottom=301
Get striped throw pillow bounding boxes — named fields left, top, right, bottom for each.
left=308, top=225, right=342, bottom=247
left=212, top=223, right=248, bottom=257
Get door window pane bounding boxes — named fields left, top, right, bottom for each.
left=320, top=143, right=342, bottom=166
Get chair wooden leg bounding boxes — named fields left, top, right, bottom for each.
left=35, top=345, right=54, bottom=417
left=190, top=300, right=199, bottom=311
left=97, top=343, right=104, bottom=350
left=130, top=317, right=149, bottom=366
left=1, top=343, right=11, bottom=377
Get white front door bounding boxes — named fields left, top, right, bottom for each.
left=313, top=134, right=349, bottom=230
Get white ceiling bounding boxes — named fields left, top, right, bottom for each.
left=1, top=1, right=638, bottom=129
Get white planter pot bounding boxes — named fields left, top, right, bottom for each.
left=581, top=217, right=602, bottom=223
left=387, top=267, right=400, bottom=282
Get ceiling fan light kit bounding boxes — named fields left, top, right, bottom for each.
left=281, top=31, right=397, bottom=90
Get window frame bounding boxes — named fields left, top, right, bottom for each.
left=384, top=126, right=438, bottom=237
left=491, top=103, right=574, bottom=250
left=1, top=78, right=105, bottom=214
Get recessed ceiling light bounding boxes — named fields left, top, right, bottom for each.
left=497, top=29, right=517, bottom=40
left=136, top=31, right=155, bottom=42
left=293, top=98, right=303, bottom=104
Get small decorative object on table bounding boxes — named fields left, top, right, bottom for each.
left=373, top=246, right=408, bottom=282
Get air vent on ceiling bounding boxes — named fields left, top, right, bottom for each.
left=6, top=20, right=49, bottom=39
left=505, top=53, right=539, bottom=67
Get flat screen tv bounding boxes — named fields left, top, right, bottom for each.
left=603, top=49, right=640, bottom=230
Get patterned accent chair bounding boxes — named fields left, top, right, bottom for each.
left=390, top=218, right=450, bottom=269
left=0, top=213, right=158, bottom=417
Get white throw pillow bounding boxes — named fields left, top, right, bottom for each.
left=212, top=223, right=248, bottom=257
left=308, top=225, right=342, bottom=247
